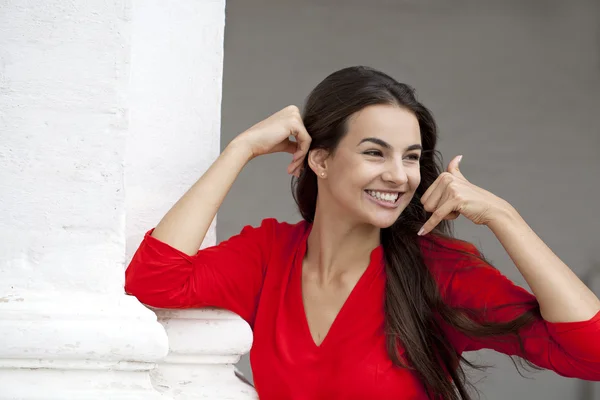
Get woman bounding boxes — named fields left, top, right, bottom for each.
left=125, top=66, right=600, bottom=399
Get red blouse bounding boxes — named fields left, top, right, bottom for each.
left=125, top=218, right=600, bottom=399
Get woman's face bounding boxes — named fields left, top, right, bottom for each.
left=320, top=104, right=422, bottom=229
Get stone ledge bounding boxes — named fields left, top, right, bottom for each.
left=0, top=292, right=168, bottom=400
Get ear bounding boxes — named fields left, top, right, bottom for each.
left=307, top=148, right=330, bottom=176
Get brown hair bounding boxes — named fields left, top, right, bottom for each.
left=292, top=66, right=542, bottom=399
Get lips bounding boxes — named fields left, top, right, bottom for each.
left=365, top=189, right=402, bottom=202
left=364, top=190, right=403, bottom=208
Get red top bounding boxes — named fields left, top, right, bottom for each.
left=125, top=218, right=600, bottom=399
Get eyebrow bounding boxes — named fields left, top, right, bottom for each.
left=357, top=137, right=423, bottom=152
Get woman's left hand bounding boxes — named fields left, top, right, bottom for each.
left=417, top=155, right=512, bottom=236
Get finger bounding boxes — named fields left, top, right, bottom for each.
left=283, top=138, right=299, bottom=155
left=288, top=160, right=303, bottom=175
left=421, top=172, right=451, bottom=204
left=290, top=161, right=303, bottom=177
left=445, top=211, right=460, bottom=221
left=447, top=155, right=467, bottom=180
left=421, top=177, right=452, bottom=213
left=287, top=124, right=311, bottom=175
left=288, top=153, right=306, bottom=175
left=283, top=140, right=302, bottom=175
left=291, top=121, right=312, bottom=159
left=275, top=137, right=298, bottom=156
left=293, top=166, right=303, bottom=178
left=418, top=198, right=459, bottom=236
left=419, top=177, right=441, bottom=205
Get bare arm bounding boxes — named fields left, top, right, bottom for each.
left=149, top=105, right=311, bottom=256
left=150, top=141, right=253, bottom=256
left=487, top=207, right=600, bottom=323
left=419, top=155, right=600, bottom=323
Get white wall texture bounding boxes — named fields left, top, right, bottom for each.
left=126, top=0, right=224, bottom=252
left=0, top=0, right=130, bottom=296
left=0, top=0, right=252, bottom=398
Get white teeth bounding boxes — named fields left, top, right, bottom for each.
left=366, top=190, right=399, bottom=203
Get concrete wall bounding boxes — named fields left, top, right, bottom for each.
left=220, top=0, right=600, bottom=398
left=0, top=1, right=168, bottom=398
left=125, top=0, right=223, bottom=261
left=0, top=1, right=241, bottom=398
left=0, top=0, right=131, bottom=296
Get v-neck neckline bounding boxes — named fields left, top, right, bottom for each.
left=294, top=221, right=384, bottom=351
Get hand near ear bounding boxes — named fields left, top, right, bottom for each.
left=232, top=105, right=312, bottom=177
left=418, top=155, right=512, bottom=236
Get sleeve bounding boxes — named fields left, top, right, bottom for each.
left=124, top=218, right=276, bottom=327
left=444, top=242, right=600, bottom=381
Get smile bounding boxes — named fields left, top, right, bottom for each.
left=364, top=190, right=403, bottom=208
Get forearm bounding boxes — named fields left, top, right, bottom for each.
left=151, top=140, right=253, bottom=256
left=487, top=205, right=600, bottom=323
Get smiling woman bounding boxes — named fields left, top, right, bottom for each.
left=125, top=66, right=600, bottom=400
left=301, top=104, right=422, bottom=229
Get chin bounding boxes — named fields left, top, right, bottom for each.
left=370, top=200, right=417, bottom=229
left=361, top=207, right=405, bottom=229
left=340, top=192, right=415, bottom=229
left=368, top=215, right=401, bottom=229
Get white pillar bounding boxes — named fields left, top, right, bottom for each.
left=126, top=1, right=257, bottom=398
left=150, top=309, right=256, bottom=399
left=0, top=1, right=168, bottom=399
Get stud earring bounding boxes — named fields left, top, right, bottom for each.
left=320, top=172, right=325, bottom=178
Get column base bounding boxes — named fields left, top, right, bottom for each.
left=151, top=308, right=258, bottom=400
left=0, top=292, right=168, bottom=400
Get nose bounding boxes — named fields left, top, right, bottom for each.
left=381, top=158, right=409, bottom=185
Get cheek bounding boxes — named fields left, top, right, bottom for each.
left=328, top=175, right=366, bottom=208
left=332, top=176, right=362, bottom=199
left=409, top=171, right=421, bottom=190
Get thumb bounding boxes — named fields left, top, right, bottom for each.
left=275, top=138, right=298, bottom=155
left=447, top=155, right=466, bottom=179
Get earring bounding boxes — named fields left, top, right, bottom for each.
left=320, top=172, right=325, bottom=178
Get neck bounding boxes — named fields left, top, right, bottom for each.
left=305, top=202, right=380, bottom=283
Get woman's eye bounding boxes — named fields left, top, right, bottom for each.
left=406, top=154, right=421, bottom=161
left=364, top=150, right=383, bottom=157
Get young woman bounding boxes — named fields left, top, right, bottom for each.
left=125, top=66, right=600, bottom=399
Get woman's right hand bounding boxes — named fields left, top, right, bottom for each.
left=231, top=106, right=312, bottom=177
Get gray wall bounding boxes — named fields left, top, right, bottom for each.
left=220, top=0, right=600, bottom=398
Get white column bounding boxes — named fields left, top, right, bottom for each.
left=126, top=1, right=257, bottom=398
left=150, top=309, right=256, bottom=399
left=0, top=1, right=168, bottom=399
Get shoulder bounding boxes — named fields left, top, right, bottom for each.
left=418, top=233, right=483, bottom=269
left=267, top=217, right=308, bottom=236
left=419, top=234, right=537, bottom=317
left=417, top=234, right=492, bottom=300
left=239, top=217, right=308, bottom=246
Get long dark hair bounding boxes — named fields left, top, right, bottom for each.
left=291, top=66, right=542, bottom=399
